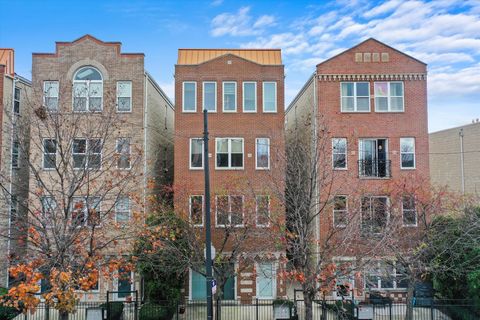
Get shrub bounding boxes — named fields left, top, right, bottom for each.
left=139, top=303, right=171, bottom=320
left=99, top=302, right=123, bottom=320
left=0, top=288, right=21, bottom=320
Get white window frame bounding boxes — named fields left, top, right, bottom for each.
left=189, top=195, right=204, bottom=227
left=262, top=82, right=277, bottom=113
left=114, top=270, right=134, bottom=301
left=72, top=138, right=102, bottom=170
left=182, top=81, right=197, bottom=113
left=332, top=138, right=347, bottom=170
left=116, top=81, right=132, bottom=112
left=333, top=195, right=348, bottom=228
left=255, top=195, right=270, bottom=227
left=71, top=196, right=102, bottom=228
left=202, top=81, right=217, bottom=112
left=222, top=81, right=237, bottom=112
left=43, top=81, right=59, bottom=111
left=215, top=195, right=244, bottom=227
left=115, top=196, right=131, bottom=223
left=400, top=137, right=416, bottom=170
left=365, top=260, right=405, bottom=290
left=374, top=81, right=404, bottom=112
left=340, top=82, right=370, bottom=112
left=116, top=138, right=131, bottom=170
left=190, top=138, right=204, bottom=170
left=11, top=140, right=19, bottom=169
left=361, top=196, right=390, bottom=234
left=402, top=196, right=417, bottom=227
left=72, top=66, right=103, bottom=112
left=215, top=138, right=244, bottom=170
left=14, top=87, right=20, bottom=114
left=332, top=257, right=356, bottom=299
left=255, top=138, right=270, bottom=170
left=42, top=138, right=57, bottom=170
left=242, top=81, right=257, bottom=113
left=255, top=261, right=277, bottom=299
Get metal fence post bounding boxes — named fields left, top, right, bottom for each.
left=256, top=298, right=259, bottom=320
left=134, top=290, right=138, bottom=320
left=389, top=301, right=392, bottom=320
left=430, top=299, right=434, bottom=320
left=176, top=300, right=179, bottom=320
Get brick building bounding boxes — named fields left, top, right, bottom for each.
left=174, top=49, right=286, bottom=300
left=430, top=121, right=480, bottom=195
left=286, top=38, right=429, bottom=300
left=29, top=35, right=173, bottom=299
left=0, top=49, right=31, bottom=288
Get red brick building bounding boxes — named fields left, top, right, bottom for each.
left=286, top=38, right=429, bottom=300
left=174, top=49, right=286, bottom=300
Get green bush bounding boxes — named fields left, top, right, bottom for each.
left=0, top=287, right=21, bottom=320
left=139, top=303, right=171, bottom=320
left=99, top=302, right=124, bottom=320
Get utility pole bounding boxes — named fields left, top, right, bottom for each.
left=203, top=109, right=214, bottom=320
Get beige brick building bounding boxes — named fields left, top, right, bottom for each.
left=0, top=49, right=32, bottom=288
left=430, top=121, right=480, bottom=195
left=26, top=35, right=173, bottom=299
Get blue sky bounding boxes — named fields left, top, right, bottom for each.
left=1, top=0, right=479, bottom=132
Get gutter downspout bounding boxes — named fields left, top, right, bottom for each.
left=459, top=129, right=465, bottom=195
left=312, top=73, right=320, bottom=265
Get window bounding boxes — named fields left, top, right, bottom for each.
left=44, top=81, right=59, bottom=111
left=365, top=261, right=407, bottom=290
left=223, top=82, right=237, bottom=112
left=190, top=269, right=207, bottom=300
left=216, top=138, right=243, bottom=169
left=332, top=138, right=347, bottom=169
left=73, top=66, right=103, bottom=112
left=190, top=195, right=203, bottom=226
left=43, top=139, right=57, bottom=170
left=71, top=197, right=101, bottom=227
left=256, top=262, right=276, bottom=299
left=256, top=196, right=270, bottom=227
left=183, top=82, right=196, bottom=112
left=117, top=81, right=132, bottom=112
left=11, top=140, right=19, bottom=169
left=116, top=268, right=133, bottom=298
left=203, top=82, right=216, bottom=112
left=14, top=87, right=20, bottom=114
left=243, top=82, right=256, bottom=112
left=10, top=195, right=18, bottom=223
left=41, top=196, right=57, bottom=218
left=333, top=196, right=347, bottom=228
left=402, top=196, right=417, bottom=226
left=72, top=139, right=101, bottom=169
left=358, top=139, right=390, bottom=178
left=400, top=138, right=415, bottom=169
left=256, top=138, right=270, bottom=170
left=374, top=82, right=404, bottom=112
left=361, top=196, right=389, bottom=234
left=190, top=138, right=204, bottom=169
left=116, top=138, right=131, bottom=169
left=340, top=82, right=370, bottom=112
left=263, top=82, right=277, bottom=112
left=216, top=195, right=243, bottom=227
left=115, top=197, right=130, bottom=222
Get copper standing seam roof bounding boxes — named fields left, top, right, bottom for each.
left=0, top=49, right=15, bottom=75
left=177, top=49, right=282, bottom=65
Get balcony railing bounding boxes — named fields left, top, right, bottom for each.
left=358, top=159, right=391, bottom=178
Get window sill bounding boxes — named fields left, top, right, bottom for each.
left=333, top=168, right=348, bottom=171
left=340, top=111, right=371, bottom=113
left=189, top=167, right=204, bottom=171
left=358, top=176, right=391, bottom=180
left=255, top=167, right=270, bottom=171
left=402, top=224, right=418, bottom=228
left=116, top=110, right=132, bottom=113
left=400, top=167, right=416, bottom=170
left=374, top=110, right=405, bottom=113
left=215, top=167, right=244, bottom=171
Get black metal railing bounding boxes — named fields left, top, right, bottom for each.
left=358, top=159, right=392, bottom=178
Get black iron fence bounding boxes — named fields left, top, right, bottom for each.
left=11, top=298, right=479, bottom=320
left=358, top=160, right=392, bottom=178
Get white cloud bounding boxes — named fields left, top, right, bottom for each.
left=241, top=33, right=309, bottom=55
left=428, top=64, right=480, bottom=96
left=363, top=0, right=403, bottom=18
left=211, top=7, right=275, bottom=37
left=211, top=0, right=223, bottom=6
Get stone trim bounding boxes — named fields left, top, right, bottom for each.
left=316, top=73, right=427, bottom=81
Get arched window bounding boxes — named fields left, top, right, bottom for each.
left=73, top=66, right=103, bottom=112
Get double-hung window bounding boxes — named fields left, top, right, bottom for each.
left=44, top=81, right=59, bottom=111
left=72, top=139, right=102, bottom=169
left=263, top=82, right=277, bottom=112
left=43, top=139, right=57, bottom=169
left=190, top=138, right=204, bottom=169
left=333, top=196, right=347, bottom=228
left=71, top=197, right=101, bottom=227
left=332, top=138, right=347, bottom=169
left=41, top=196, right=57, bottom=220
left=10, top=195, right=18, bottom=223
left=216, top=138, right=243, bottom=169
left=115, top=196, right=130, bottom=222
left=243, top=82, right=257, bottom=112
left=400, top=138, right=415, bottom=169
left=256, top=138, right=270, bottom=169
left=203, top=82, right=216, bottom=112
left=223, top=82, right=237, bottom=112
left=256, top=195, right=270, bottom=227
left=14, top=87, right=20, bottom=114
left=340, top=82, right=370, bottom=112
left=256, top=262, right=276, bottom=299
left=11, top=140, right=19, bottom=169
left=361, top=196, right=389, bottom=234
left=73, top=66, right=103, bottom=112
left=216, top=195, right=243, bottom=227
left=117, top=81, right=132, bottom=112
left=189, top=195, right=204, bottom=226
left=183, top=82, right=196, bottom=112
left=374, top=82, right=404, bottom=112
left=366, top=261, right=408, bottom=290
left=116, top=138, right=131, bottom=169
left=402, top=196, right=417, bottom=226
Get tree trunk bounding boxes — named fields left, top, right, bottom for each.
left=303, top=289, right=314, bottom=320
left=405, top=279, right=415, bottom=320
left=58, top=311, right=68, bottom=320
